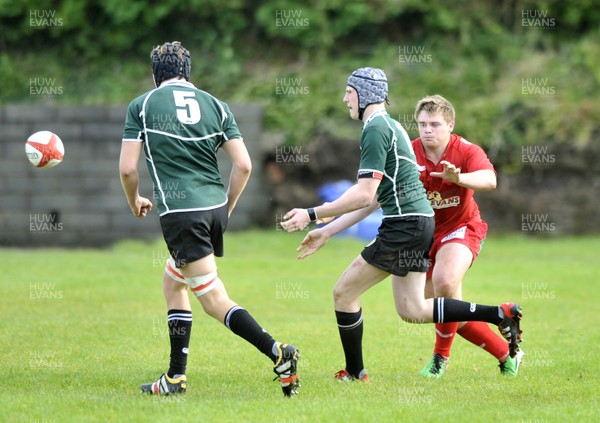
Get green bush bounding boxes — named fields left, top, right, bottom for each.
left=1, top=0, right=598, bottom=163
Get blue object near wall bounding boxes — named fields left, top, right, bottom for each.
left=317, top=180, right=381, bottom=242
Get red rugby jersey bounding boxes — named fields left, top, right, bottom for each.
left=412, top=134, right=495, bottom=237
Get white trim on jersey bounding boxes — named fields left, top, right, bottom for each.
left=358, top=167, right=383, bottom=174
left=382, top=212, right=435, bottom=218
left=160, top=80, right=195, bottom=89
left=145, top=128, right=225, bottom=142
left=363, top=109, right=387, bottom=127
left=158, top=199, right=228, bottom=217
left=379, top=115, right=403, bottom=214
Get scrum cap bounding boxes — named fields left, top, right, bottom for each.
left=150, top=41, right=191, bottom=87
left=347, top=67, right=388, bottom=119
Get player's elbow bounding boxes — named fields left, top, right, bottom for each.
left=473, top=172, right=496, bottom=191
left=482, top=175, right=497, bottom=191
left=234, top=158, right=252, bottom=176
left=119, top=163, right=137, bottom=179
left=355, top=191, right=374, bottom=209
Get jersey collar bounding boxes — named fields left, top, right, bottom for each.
left=363, top=109, right=388, bottom=128
left=159, top=80, right=196, bottom=89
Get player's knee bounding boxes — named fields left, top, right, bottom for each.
left=423, top=279, right=435, bottom=299
left=396, top=303, right=413, bottom=322
left=162, top=274, right=187, bottom=295
left=199, top=293, right=221, bottom=318
left=396, top=301, right=428, bottom=323
left=432, top=276, right=460, bottom=297
left=332, top=282, right=349, bottom=307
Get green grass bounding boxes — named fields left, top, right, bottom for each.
left=1, top=232, right=599, bottom=422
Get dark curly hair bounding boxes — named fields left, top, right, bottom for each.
left=150, top=41, right=191, bottom=87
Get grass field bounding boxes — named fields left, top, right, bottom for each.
left=1, top=231, right=599, bottom=422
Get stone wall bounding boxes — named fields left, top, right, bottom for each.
left=267, top=134, right=600, bottom=236
left=476, top=143, right=600, bottom=236
left=0, top=104, right=269, bottom=247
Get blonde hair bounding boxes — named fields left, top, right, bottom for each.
left=414, top=94, right=455, bottom=123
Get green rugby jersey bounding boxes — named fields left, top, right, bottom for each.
left=357, top=110, right=434, bottom=218
left=122, top=80, right=242, bottom=216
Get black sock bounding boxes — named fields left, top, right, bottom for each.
left=433, top=298, right=502, bottom=325
left=224, top=306, right=278, bottom=363
left=167, top=309, right=192, bottom=378
left=335, top=309, right=364, bottom=378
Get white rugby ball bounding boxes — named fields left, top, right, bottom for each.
left=26, top=131, right=64, bottom=168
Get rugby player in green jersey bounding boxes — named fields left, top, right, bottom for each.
left=281, top=67, right=522, bottom=382
left=120, top=41, right=299, bottom=397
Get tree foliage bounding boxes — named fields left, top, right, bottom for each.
left=1, top=0, right=598, bottom=159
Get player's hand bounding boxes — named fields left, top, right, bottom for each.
left=296, top=229, right=329, bottom=259
left=430, top=160, right=461, bottom=184
left=281, top=208, right=310, bottom=232
left=130, top=196, right=153, bottom=218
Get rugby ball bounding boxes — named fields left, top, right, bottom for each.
left=26, top=131, right=64, bottom=168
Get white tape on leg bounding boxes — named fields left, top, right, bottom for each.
left=165, top=257, right=186, bottom=284
left=186, top=272, right=222, bottom=297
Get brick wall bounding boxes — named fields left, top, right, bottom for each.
left=0, top=104, right=268, bottom=247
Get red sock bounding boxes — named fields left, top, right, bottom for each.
left=433, top=322, right=459, bottom=358
left=457, top=321, right=509, bottom=361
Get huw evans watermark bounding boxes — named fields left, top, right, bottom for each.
left=521, top=214, right=556, bottom=234
left=522, top=281, right=556, bottom=300
left=30, top=282, right=63, bottom=300
left=150, top=114, right=187, bottom=133
left=30, top=350, right=63, bottom=369
left=398, top=317, right=429, bottom=337
left=397, top=250, right=431, bottom=270
left=522, top=10, right=556, bottom=29
left=275, top=281, right=310, bottom=300
left=398, top=45, right=432, bottom=64
left=152, top=250, right=171, bottom=268
left=521, top=145, right=555, bottom=166
left=398, top=113, right=418, bottom=136
left=275, top=10, right=309, bottom=28
left=521, top=77, right=555, bottom=96
left=524, top=349, right=556, bottom=368
left=30, top=77, right=63, bottom=98
left=275, top=145, right=309, bottom=165
left=152, top=316, right=190, bottom=337
left=30, top=9, right=63, bottom=29
left=398, top=386, right=432, bottom=405
left=153, top=181, right=188, bottom=202
left=275, top=77, right=310, bottom=96
left=30, top=213, right=63, bottom=233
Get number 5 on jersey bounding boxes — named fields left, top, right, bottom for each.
left=173, top=90, right=201, bottom=124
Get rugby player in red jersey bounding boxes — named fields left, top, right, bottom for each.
left=412, top=95, right=524, bottom=377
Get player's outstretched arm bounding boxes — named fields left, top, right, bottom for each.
left=320, top=199, right=380, bottom=238
left=295, top=200, right=379, bottom=259
left=430, top=160, right=496, bottom=191
left=281, top=178, right=380, bottom=232
left=221, top=138, right=252, bottom=217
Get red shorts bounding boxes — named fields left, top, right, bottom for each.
left=427, top=220, right=488, bottom=279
